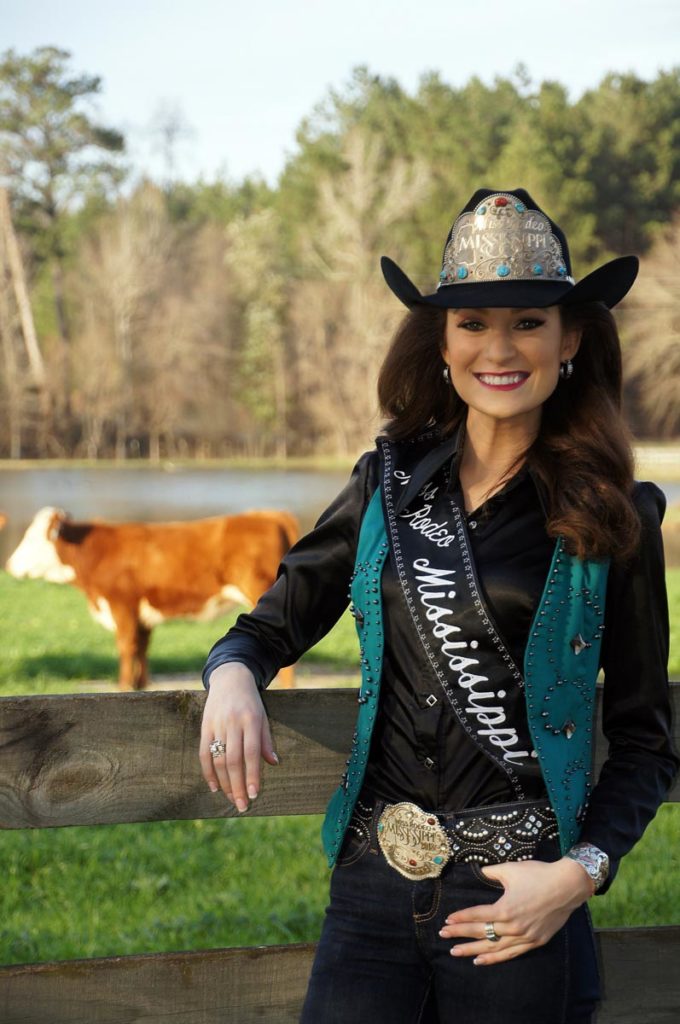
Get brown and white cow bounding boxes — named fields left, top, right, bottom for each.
left=6, top=507, right=299, bottom=690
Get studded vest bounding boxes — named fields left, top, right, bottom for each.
left=321, top=445, right=610, bottom=867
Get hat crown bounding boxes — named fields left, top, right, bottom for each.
left=438, top=189, right=574, bottom=291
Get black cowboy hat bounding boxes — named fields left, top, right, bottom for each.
left=381, top=188, right=638, bottom=310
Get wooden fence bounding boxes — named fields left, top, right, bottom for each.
left=0, top=685, right=678, bottom=1023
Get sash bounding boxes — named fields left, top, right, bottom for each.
left=380, top=436, right=542, bottom=799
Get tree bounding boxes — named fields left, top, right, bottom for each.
left=0, top=45, right=125, bottom=439
left=223, top=208, right=289, bottom=457
left=291, top=127, right=430, bottom=452
left=576, top=70, right=680, bottom=255
left=69, top=183, right=236, bottom=459
left=622, top=216, right=680, bottom=437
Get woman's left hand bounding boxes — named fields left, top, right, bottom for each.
left=438, top=857, right=594, bottom=966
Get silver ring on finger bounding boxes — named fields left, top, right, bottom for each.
left=484, top=921, right=501, bottom=942
left=209, top=738, right=226, bottom=758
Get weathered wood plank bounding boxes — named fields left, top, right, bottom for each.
left=0, top=685, right=677, bottom=829
left=0, top=689, right=355, bottom=828
left=0, top=928, right=678, bottom=1024
left=0, top=943, right=316, bottom=1024
left=596, top=926, right=680, bottom=1024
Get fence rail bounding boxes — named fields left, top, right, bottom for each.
left=0, top=685, right=678, bottom=1023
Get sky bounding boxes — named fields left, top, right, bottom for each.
left=2, top=0, right=679, bottom=186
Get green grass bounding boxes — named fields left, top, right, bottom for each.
left=0, top=807, right=677, bottom=967
left=0, top=571, right=678, bottom=965
left=0, top=816, right=330, bottom=965
left=0, top=574, right=358, bottom=694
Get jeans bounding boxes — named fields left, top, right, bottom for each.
left=300, top=802, right=601, bottom=1024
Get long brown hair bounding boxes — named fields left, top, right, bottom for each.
left=377, top=302, right=641, bottom=562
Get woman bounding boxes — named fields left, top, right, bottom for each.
left=199, top=188, right=678, bottom=1024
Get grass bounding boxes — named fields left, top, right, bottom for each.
left=0, top=574, right=359, bottom=694
left=0, top=816, right=330, bottom=965
left=0, top=808, right=677, bottom=967
left=0, top=571, right=678, bottom=965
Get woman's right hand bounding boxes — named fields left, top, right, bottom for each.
left=199, top=663, right=279, bottom=812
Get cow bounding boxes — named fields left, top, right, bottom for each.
left=6, top=507, right=299, bottom=690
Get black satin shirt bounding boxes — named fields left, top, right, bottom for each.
left=362, top=464, right=553, bottom=811
left=202, top=439, right=679, bottom=892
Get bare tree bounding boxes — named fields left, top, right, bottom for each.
left=69, top=185, right=236, bottom=458
left=223, top=208, right=288, bottom=457
left=622, top=216, right=680, bottom=437
left=294, top=128, right=430, bottom=452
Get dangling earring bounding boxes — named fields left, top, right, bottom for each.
left=442, top=366, right=450, bottom=382
left=559, top=358, right=574, bottom=380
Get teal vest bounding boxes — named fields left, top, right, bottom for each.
left=321, top=487, right=609, bottom=866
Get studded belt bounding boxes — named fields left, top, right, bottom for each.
left=348, top=795, right=559, bottom=882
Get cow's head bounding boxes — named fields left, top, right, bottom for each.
left=5, top=507, right=76, bottom=583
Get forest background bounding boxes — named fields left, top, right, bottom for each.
left=1, top=46, right=679, bottom=463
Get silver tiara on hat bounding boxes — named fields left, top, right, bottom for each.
left=438, top=193, right=575, bottom=289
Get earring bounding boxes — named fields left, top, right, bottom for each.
left=559, top=358, right=574, bottom=380
left=442, top=366, right=450, bottom=382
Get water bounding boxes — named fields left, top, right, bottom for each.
left=1, top=466, right=677, bottom=565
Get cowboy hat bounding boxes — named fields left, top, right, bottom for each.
left=381, top=188, right=638, bottom=310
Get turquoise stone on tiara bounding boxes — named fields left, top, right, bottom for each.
left=497, top=264, right=511, bottom=277
left=457, top=267, right=468, bottom=279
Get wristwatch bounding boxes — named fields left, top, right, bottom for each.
left=566, top=842, right=610, bottom=892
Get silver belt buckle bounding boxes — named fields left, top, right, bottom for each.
left=377, top=802, right=451, bottom=880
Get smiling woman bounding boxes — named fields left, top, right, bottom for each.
left=199, top=188, right=678, bottom=1024
left=443, top=305, right=581, bottom=444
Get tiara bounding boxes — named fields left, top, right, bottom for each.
left=438, top=193, right=575, bottom=288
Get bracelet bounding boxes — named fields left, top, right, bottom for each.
left=566, top=842, right=610, bottom=892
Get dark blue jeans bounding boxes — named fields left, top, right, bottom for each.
left=301, top=813, right=601, bottom=1024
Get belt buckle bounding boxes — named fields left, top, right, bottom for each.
left=377, top=802, right=451, bottom=880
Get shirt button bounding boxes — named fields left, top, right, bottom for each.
left=423, top=757, right=436, bottom=770
left=469, top=520, right=477, bottom=530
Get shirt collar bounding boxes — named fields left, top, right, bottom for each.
left=394, top=422, right=465, bottom=514
left=393, top=420, right=549, bottom=519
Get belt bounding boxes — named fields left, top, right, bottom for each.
left=349, top=795, right=559, bottom=882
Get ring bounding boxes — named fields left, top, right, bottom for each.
left=209, top=738, right=226, bottom=758
left=484, top=921, right=501, bottom=942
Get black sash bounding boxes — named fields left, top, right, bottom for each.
left=380, top=437, right=540, bottom=799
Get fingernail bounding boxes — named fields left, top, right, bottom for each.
left=247, top=785, right=258, bottom=800
left=272, top=752, right=280, bottom=764
left=236, top=798, right=248, bottom=812
left=473, top=957, right=485, bottom=966
left=209, top=783, right=219, bottom=793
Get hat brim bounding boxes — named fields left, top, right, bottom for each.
left=380, top=255, right=639, bottom=311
